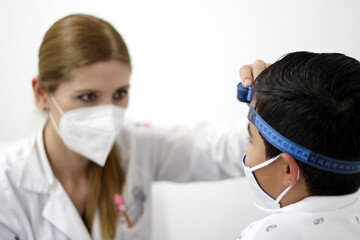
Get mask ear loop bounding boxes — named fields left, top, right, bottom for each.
left=274, top=166, right=301, bottom=205
left=252, top=159, right=301, bottom=212
left=249, top=154, right=281, bottom=172
left=253, top=202, right=283, bottom=213
left=48, top=95, right=64, bottom=136
left=49, top=94, right=65, bottom=115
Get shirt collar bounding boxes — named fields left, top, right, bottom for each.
left=17, top=130, right=55, bottom=193
left=281, top=190, right=360, bottom=212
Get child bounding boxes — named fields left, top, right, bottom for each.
left=238, top=51, right=360, bottom=239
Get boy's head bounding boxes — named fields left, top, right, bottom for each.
left=244, top=52, right=360, bottom=207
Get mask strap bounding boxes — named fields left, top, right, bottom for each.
left=253, top=202, right=284, bottom=213
left=253, top=166, right=301, bottom=211
left=49, top=112, right=62, bottom=136
left=275, top=166, right=301, bottom=204
left=50, top=94, right=65, bottom=115
left=250, top=154, right=281, bottom=172
left=48, top=94, right=63, bottom=136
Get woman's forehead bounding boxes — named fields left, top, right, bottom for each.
left=61, top=60, right=131, bottom=91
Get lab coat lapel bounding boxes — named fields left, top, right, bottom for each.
left=42, top=180, right=92, bottom=240
left=18, top=132, right=92, bottom=240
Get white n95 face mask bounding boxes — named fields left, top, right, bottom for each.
left=49, top=96, right=125, bottom=166
left=242, top=154, right=299, bottom=210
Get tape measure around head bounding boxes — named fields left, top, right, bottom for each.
left=237, top=82, right=253, bottom=103
left=248, top=105, right=360, bottom=174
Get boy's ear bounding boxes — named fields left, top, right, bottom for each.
left=32, top=76, right=49, bottom=112
left=280, top=153, right=300, bottom=187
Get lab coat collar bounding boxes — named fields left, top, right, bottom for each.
left=42, top=180, right=92, bottom=240
left=17, top=131, right=55, bottom=193
left=18, top=130, right=92, bottom=240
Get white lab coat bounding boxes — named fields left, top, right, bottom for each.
left=0, top=120, right=248, bottom=240
left=237, top=190, right=360, bottom=240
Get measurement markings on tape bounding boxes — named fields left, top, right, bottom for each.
left=247, top=105, right=360, bottom=174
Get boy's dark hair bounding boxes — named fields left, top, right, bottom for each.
left=253, top=51, right=360, bottom=196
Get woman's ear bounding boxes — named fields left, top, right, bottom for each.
left=280, top=153, right=300, bottom=187
left=32, top=76, right=49, bottom=112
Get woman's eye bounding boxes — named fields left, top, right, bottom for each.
left=78, top=93, right=97, bottom=102
left=113, top=89, right=128, bottom=100
left=248, top=136, right=253, bottom=144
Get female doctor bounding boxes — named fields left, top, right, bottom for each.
left=0, top=14, right=265, bottom=240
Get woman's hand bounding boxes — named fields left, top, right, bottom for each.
left=239, top=60, right=271, bottom=88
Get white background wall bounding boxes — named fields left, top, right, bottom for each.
left=1, top=0, right=360, bottom=239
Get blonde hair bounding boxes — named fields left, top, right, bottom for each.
left=38, top=14, right=129, bottom=239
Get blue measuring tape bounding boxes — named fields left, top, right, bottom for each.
left=237, top=82, right=253, bottom=103
left=237, top=81, right=360, bottom=174
left=247, top=105, right=360, bottom=174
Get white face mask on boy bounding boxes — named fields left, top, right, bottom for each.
left=49, top=95, right=125, bottom=166
left=242, top=154, right=300, bottom=210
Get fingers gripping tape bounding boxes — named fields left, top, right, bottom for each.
left=237, top=82, right=253, bottom=103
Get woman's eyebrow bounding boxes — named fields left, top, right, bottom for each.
left=116, top=85, right=130, bottom=90
left=73, top=89, right=100, bottom=93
